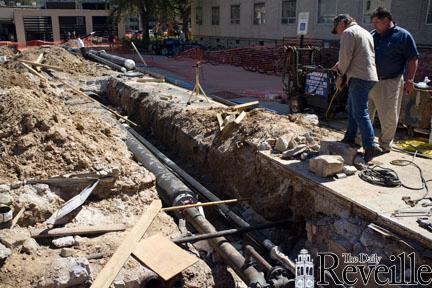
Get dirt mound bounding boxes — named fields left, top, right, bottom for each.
left=21, top=46, right=108, bottom=76
left=0, top=46, right=18, bottom=57
left=0, top=85, right=153, bottom=195
left=0, top=66, right=34, bottom=89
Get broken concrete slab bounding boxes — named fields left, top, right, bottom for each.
left=309, top=155, right=344, bottom=177
left=22, top=238, right=39, bottom=254
left=0, top=184, right=10, bottom=193
left=274, top=133, right=295, bottom=153
left=0, top=193, right=12, bottom=206
left=343, top=165, right=358, bottom=176
left=0, top=242, right=11, bottom=260
left=320, top=140, right=358, bottom=165
left=257, top=141, right=271, bottom=151
left=60, top=248, right=75, bottom=258
left=52, top=236, right=76, bottom=248
left=36, top=257, right=91, bottom=288
left=0, top=227, right=31, bottom=249
left=281, top=144, right=307, bottom=160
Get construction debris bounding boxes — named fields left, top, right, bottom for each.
left=309, top=155, right=345, bottom=177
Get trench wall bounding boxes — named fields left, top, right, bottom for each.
left=104, top=78, right=432, bottom=285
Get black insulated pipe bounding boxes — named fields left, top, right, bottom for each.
left=87, top=51, right=127, bottom=73
left=125, top=128, right=268, bottom=288
left=125, top=126, right=295, bottom=273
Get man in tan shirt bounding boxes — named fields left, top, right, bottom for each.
left=332, top=14, right=383, bottom=162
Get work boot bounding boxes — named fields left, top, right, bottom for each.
left=364, top=144, right=383, bottom=162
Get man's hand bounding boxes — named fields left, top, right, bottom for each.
left=404, top=80, right=414, bottom=94
left=331, top=62, right=339, bottom=71
left=336, top=76, right=344, bottom=90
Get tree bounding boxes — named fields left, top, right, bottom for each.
left=111, top=0, right=191, bottom=40
left=111, top=0, right=158, bottom=39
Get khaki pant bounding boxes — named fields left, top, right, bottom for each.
left=368, top=75, right=404, bottom=150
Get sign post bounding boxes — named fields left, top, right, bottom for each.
left=297, top=12, right=309, bottom=48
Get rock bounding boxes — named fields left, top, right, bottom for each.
left=0, top=184, right=10, bottom=193
left=274, top=133, right=295, bottom=153
left=343, top=165, right=358, bottom=176
left=302, top=114, right=319, bottom=125
left=310, top=144, right=320, bottom=151
left=0, top=227, right=30, bottom=249
left=309, top=155, right=344, bottom=177
left=0, top=193, right=12, bottom=205
left=47, top=127, right=68, bottom=145
left=335, top=173, right=347, bottom=179
left=60, top=248, right=75, bottom=258
left=300, top=152, right=308, bottom=160
left=281, top=144, right=308, bottom=159
left=266, top=138, right=276, bottom=147
left=37, top=257, right=91, bottom=288
left=320, top=140, right=358, bottom=165
left=0, top=242, right=11, bottom=260
left=52, top=236, right=76, bottom=248
left=257, top=141, right=271, bottom=151
left=22, top=238, right=39, bottom=254
left=33, top=184, right=50, bottom=195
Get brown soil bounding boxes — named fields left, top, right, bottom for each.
left=0, top=47, right=219, bottom=288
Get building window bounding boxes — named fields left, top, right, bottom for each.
left=196, top=6, right=203, bottom=25
left=212, top=6, right=220, bottom=25
left=363, top=0, right=391, bottom=23
left=254, top=2, right=266, bottom=25
left=282, top=0, right=296, bottom=24
left=427, top=0, right=432, bottom=24
left=231, top=5, right=240, bottom=24
left=318, top=0, right=337, bottom=23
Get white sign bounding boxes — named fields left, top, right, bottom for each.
left=297, top=12, right=309, bottom=35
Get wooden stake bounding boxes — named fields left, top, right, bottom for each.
left=131, top=41, right=148, bottom=66
left=10, top=207, right=25, bottom=229
left=231, top=101, right=259, bottom=111
left=35, top=52, right=44, bottom=72
left=20, top=62, right=49, bottom=82
left=18, top=59, right=65, bottom=71
left=162, top=198, right=248, bottom=212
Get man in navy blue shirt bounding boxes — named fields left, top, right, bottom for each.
left=369, top=7, right=419, bottom=152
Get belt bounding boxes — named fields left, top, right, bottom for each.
left=378, top=74, right=401, bottom=80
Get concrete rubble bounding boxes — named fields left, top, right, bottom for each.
left=36, top=257, right=91, bottom=288
left=309, top=155, right=344, bottom=177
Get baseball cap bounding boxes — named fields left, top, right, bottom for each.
left=331, top=14, right=351, bottom=34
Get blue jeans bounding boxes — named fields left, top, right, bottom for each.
left=344, top=78, right=376, bottom=149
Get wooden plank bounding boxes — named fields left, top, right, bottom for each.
left=10, top=207, right=25, bottom=229
left=20, top=62, right=49, bottom=82
left=35, top=52, right=44, bottom=72
left=234, top=111, right=247, bottom=124
left=216, top=113, right=224, bottom=131
left=133, top=234, right=198, bottom=281
left=231, top=101, right=259, bottom=111
left=137, top=78, right=165, bottom=83
left=18, top=59, right=65, bottom=71
left=90, top=200, right=162, bottom=288
left=31, top=224, right=127, bottom=238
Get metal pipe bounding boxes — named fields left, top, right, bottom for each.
left=125, top=129, right=268, bottom=287
left=87, top=52, right=126, bottom=73
left=245, top=245, right=272, bottom=272
left=125, top=126, right=295, bottom=272
left=172, top=220, right=291, bottom=244
left=95, top=50, right=136, bottom=70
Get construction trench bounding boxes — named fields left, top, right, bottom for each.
left=0, top=45, right=432, bottom=288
